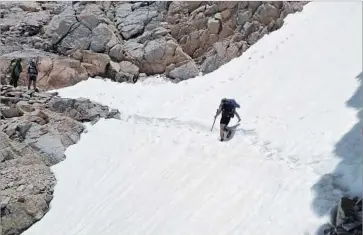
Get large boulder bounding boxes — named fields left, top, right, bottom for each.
left=201, top=40, right=246, bottom=73
left=138, top=38, right=193, bottom=75
left=122, top=41, right=145, bottom=62
left=45, top=58, right=88, bottom=90
left=167, top=61, right=199, bottom=81
left=109, top=44, right=127, bottom=62
left=90, top=23, right=120, bottom=53
left=80, top=51, right=111, bottom=77
left=119, top=61, right=139, bottom=76
left=114, top=3, right=158, bottom=40
left=253, top=3, right=280, bottom=25
left=106, top=61, right=139, bottom=83
left=208, top=18, right=221, bottom=34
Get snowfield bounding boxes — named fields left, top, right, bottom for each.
left=24, top=2, right=362, bottom=235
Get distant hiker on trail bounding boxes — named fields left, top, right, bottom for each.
left=10, top=58, right=22, bottom=88
left=214, top=98, right=241, bottom=141
left=27, top=58, right=38, bottom=91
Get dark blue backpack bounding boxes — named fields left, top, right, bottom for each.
left=222, top=99, right=240, bottom=117
left=28, top=61, right=38, bottom=75
left=227, top=99, right=240, bottom=108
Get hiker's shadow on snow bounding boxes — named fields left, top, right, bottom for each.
left=312, top=72, right=362, bottom=234
left=224, top=124, right=257, bottom=142
left=224, top=124, right=240, bottom=141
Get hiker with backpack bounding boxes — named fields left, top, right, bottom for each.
left=214, top=98, right=241, bottom=141
left=27, top=58, right=38, bottom=91
left=10, top=58, right=22, bottom=88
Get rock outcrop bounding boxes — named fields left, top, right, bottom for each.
left=0, top=1, right=308, bottom=88
left=0, top=85, right=120, bottom=235
left=323, top=197, right=362, bottom=235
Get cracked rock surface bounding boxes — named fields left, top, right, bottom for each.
left=0, top=85, right=120, bottom=235
left=0, top=1, right=308, bottom=88
left=323, top=197, right=362, bottom=235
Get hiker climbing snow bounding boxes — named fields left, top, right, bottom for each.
left=214, top=98, right=241, bottom=141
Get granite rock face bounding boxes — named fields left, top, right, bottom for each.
left=0, top=1, right=308, bottom=87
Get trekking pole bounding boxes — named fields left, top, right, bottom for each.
left=211, top=109, right=218, bottom=131
left=211, top=116, right=216, bottom=132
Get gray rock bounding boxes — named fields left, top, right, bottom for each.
left=46, top=7, right=77, bottom=43
left=207, top=18, right=220, bottom=34
left=119, top=61, right=139, bottom=76
left=254, top=3, right=280, bottom=25
left=168, top=2, right=188, bottom=15
left=105, top=61, right=121, bottom=81
left=134, top=31, right=153, bottom=44
left=324, top=197, right=362, bottom=235
left=48, top=96, right=116, bottom=123
left=247, top=31, right=261, bottom=45
left=336, top=198, right=359, bottom=226
left=0, top=147, right=16, bottom=162
left=152, top=27, right=169, bottom=38
left=205, top=4, right=218, bottom=17
left=168, top=61, right=199, bottom=80
left=90, top=23, right=113, bottom=53
left=58, top=24, right=92, bottom=53
left=106, top=61, right=137, bottom=84
left=109, top=44, right=127, bottom=62
left=248, top=1, right=262, bottom=14
left=200, top=54, right=221, bottom=74
left=123, top=41, right=144, bottom=61
left=16, top=185, right=26, bottom=192
left=1, top=196, right=10, bottom=209
left=115, top=71, right=134, bottom=83
left=185, top=2, right=202, bottom=13
left=1, top=107, right=22, bottom=118
left=40, top=3, right=68, bottom=14
left=115, top=6, right=158, bottom=40
left=237, top=9, right=252, bottom=26
left=78, top=13, right=101, bottom=30
left=107, top=109, right=121, bottom=119
left=144, top=38, right=166, bottom=62
left=217, top=1, right=238, bottom=11
left=105, top=34, right=119, bottom=53
left=120, top=24, right=145, bottom=40
left=24, top=195, right=48, bottom=220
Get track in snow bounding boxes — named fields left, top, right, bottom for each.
left=23, top=2, right=362, bottom=235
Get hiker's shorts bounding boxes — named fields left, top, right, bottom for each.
left=29, top=74, right=37, bottom=81
left=220, top=115, right=231, bottom=126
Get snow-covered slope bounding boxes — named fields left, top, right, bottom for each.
left=24, top=2, right=362, bottom=235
